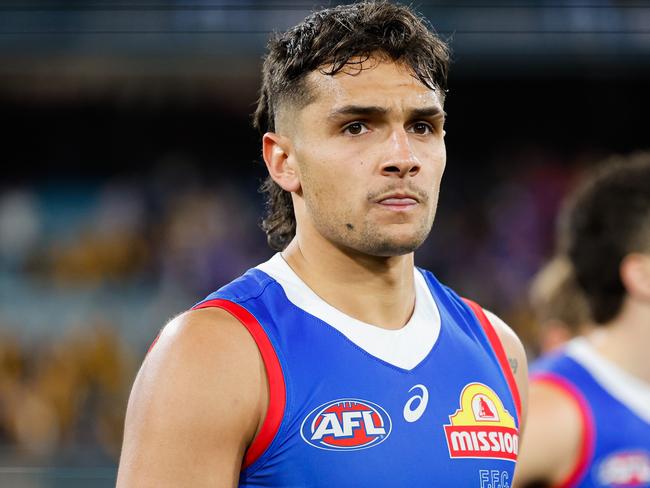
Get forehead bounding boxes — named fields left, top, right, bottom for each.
left=305, top=58, right=442, bottom=112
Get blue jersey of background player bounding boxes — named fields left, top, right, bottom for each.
left=117, top=3, right=528, bottom=487
left=515, top=155, right=650, bottom=488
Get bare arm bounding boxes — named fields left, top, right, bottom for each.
left=117, top=308, right=267, bottom=488
left=483, top=309, right=529, bottom=434
left=512, top=379, right=584, bottom=488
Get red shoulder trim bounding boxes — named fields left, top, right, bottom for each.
left=147, top=333, right=161, bottom=354
left=192, top=299, right=286, bottom=470
left=462, top=298, right=522, bottom=423
left=531, top=373, right=595, bottom=488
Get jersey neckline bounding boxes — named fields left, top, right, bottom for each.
left=566, top=337, right=650, bottom=424
left=255, top=253, right=441, bottom=371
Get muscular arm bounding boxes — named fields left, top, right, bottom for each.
left=117, top=308, right=268, bottom=488
left=483, top=309, right=529, bottom=434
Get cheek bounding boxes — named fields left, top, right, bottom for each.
left=425, top=144, right=446, bottom=179
left=301, top=161, right=347, bottom=212
left=436, top=156, right=446, bottom=179
left=308, top=167, right=363, bottom=220
left=303, top=150, right=362, bottom=192
left=297, top=138, right=372, bottom=207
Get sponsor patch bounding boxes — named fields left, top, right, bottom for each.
left=300, top=398, right=391, bottom=451
left=596, top=450, right=650, bottom=487
left=444, top=382, right=519, bottom=462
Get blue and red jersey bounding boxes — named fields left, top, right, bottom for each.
left=532, top=339, right=650, bottom=488
left=193, top=254, right=521, bottom=487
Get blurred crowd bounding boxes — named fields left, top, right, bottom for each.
left=0, top=149, right=599, bottom=466
left=0, top=325, right=133, bottom=462
left=0, top=159, right=270, bottom=467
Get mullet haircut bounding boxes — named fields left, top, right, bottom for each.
left=559, top=153, right=650, bottom=324
left=253, top=1, right=450, bottom=251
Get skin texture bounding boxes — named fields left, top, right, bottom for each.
left=289, top=60, right=446, bottom=258
left=265, top=58, right=447, bottom=329
left=117, top=57, right=528, bottom=486
left=485, top=310, right=529, bottom=433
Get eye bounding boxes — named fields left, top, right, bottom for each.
left=343, top=122, right=369, bottom=136
left=409, top=121, right=434, bottom=135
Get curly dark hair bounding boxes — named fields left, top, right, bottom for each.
left=253, top=1, right=451, bottom=251
left=558, top=153, right=650, bottom=324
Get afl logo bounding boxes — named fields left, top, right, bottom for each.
left=300, top=398, right=392, bottom=451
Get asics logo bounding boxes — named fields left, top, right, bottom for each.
left=403, top=384, right=429, bottom=423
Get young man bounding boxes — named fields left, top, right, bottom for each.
left=515, top=155, right=650, bottom=488
left=117, top=3, right=527, bottom=487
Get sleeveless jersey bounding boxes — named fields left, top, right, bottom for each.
left=193, top=254, right=521, bottom=488
left=532, top=338, right=650, bottom=488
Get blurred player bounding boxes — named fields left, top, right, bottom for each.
left=529, top=255, right=591, bottom=354
left=515, top=154, right=650, bottom=488
left=117, top=3, right=527, bottom=487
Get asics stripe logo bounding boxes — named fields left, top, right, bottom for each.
left=403, top=384, right=429, bottom=423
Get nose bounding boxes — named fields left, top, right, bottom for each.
left=380, top=128, right=420, bottom=178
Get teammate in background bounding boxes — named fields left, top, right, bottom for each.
left=514, top=154, right=650, bottom=488
left=117, top=3, right=527, bottom=487
left=529, top=256, right=591, bottom=354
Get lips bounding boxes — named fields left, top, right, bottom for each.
left=379, top=197, right=418, bottom=205
left=377, top=193, right=420, bottom=205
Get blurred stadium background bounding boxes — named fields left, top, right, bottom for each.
left=0, top=0, right=648, bottom=486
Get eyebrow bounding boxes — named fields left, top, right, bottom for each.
left=410, top=106, right=446, bottom=120
left=327, top=105, right=445, bottom=121
left=327, top=105, right=388, bottom=120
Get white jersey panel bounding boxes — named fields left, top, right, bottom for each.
left=256, top=253, right=441, bottom=370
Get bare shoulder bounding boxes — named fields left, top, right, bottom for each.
left=482, top=310, right=529, bottom=412
left=117, top=307, right=267, bottom=488
left=143, top=307, right=264, bottom=383
left=482, top=309, right=527, bottom=373
left=513, top=378, right=585, bottom=487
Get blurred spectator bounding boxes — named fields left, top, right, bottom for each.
left=529, top=255, right=591, bottom=354
left=0, top=190, right=41, bottom=271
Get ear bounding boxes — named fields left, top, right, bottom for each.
left=620, top=253, right=650, bottom=300
left=262, top=132, right=300, bottom=193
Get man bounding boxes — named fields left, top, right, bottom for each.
left=117, top=3, right=527, bottom=487
left=515, top=155, right=650, bottom=488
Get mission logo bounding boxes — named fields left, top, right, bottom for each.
left=444, top=382, right=519, bottom=462
left=300, top=398, right=392, bottom=451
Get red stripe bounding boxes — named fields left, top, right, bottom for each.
left=192, top=298, right=286, bottom=470
left=531, top=373, right=595, bottom=488
left=462, top=298, right=522, bottom=423
left=147, top=333, right=161, bottom=354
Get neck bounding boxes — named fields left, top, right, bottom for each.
left=587, top=298, right=650, bottom=384
left=281, top=237, right=416, bottom=330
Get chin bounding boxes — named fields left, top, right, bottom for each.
left=359, top=236, right=425, bottom=257
left=332, top=220, right=432, bottom=257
